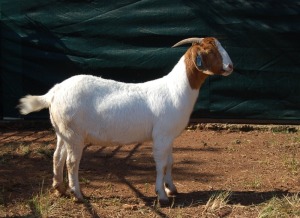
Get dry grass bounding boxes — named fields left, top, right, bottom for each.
left=258, top=193, right=300, bottom=218
left=202, top=191, right=232, bottom=217
left=29, top=180, right=59, bottom=218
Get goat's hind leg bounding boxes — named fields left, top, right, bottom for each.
left=65, top=139, right=85, bottom=202
left=52, top=134, right=67, bottom=196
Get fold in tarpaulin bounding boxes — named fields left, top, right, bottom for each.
left=1, top=0, right=300, bottom=120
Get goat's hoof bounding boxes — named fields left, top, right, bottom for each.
left=52, top=184, right=66, bottom=197
left=53, top=183, right=66, bottom=194
left=70, top=190, right=84, bottom=203
left=158, top=198, right=169, bottom=207
left=53, top=189, right=65, bottom=197
left=72, top=196, right=84, bottom=203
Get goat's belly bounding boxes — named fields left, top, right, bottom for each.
left=85, top=124, right=152, bottom=146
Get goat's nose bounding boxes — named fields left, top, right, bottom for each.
left=223, top=63, right=233, bottom=73
left=222, top=63, right=233, bottom=76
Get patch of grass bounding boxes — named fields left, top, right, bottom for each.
left=106, top=183, right=115, bottom=193
left=80, top=177, right=90, bottom=185
left=258, top=158, right=272, bottom=166
left=0, top=153, right=13, bottom=165
left=16, top=144, right=31, bottom=156
left=3, top=142, right=21, bottom=150
left=29, top=180, right=51, bottom=217
left=144, top=183, right=150, bottom=194
left=251, top=179, right=262, bottom=189
left=225, top=146, right=238, bottom=152
left=258, top=193, right=300, bottom=218
left=244, top=178, right=262, bottom=190
left=101, top=196, right=123, bottom=207
left=29, top=180, right=66, bottom=218
left=291, top=135, right=300, bottom=144
left=36, top=147, right=53, bottom=159
left=271, top=126, right=297, bottom=133
left=284, top=156, right=299, bottom=175
left=203, top=191, right=232, bottom=217
left=293, top=136, right=300, bottom=143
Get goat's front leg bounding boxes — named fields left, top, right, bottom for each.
left=164, top=150, right=178, bottom=196
left=153, top=139, right=173, bottom=204
left=53, top=134, right=67, bottom=196
left=66, top=142, right=84, bottom=202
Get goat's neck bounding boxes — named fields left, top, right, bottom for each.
left=184, top=49, right=209, bottom=90
left=168, top=55, right=208, bottom=91
left=166, top=56, right=207, bottom=109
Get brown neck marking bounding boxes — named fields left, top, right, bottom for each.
left=184, top=46, right=208, bottom=90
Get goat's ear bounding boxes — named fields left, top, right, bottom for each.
left=195, top=52, right=213, bottom=75
left=197, top=50, right=215, bottom=76
left=196, top=55, right=202, bottom=67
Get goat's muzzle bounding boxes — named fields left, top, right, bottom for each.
left=222, top=63, right=233, bottom=76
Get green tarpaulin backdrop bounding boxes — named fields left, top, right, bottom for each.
left=1, top=0, right=300, bottom=122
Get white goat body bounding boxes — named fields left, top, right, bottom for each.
left=22, top=62, right=196, bottom=144
left=19, top=37, right=233, bottom=204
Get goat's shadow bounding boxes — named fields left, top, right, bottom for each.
left=82, top=180, right=292, bottom=208
left=81, top=188, right=293, bottom=218
left=173, top=189, right=291, bottom=207
left=79, top=143, right=295, bottom=217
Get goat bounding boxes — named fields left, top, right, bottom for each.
left=18, top=37, right=233, bottom=204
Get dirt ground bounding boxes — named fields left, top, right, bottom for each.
left=0, top=121, right=300, bottom=217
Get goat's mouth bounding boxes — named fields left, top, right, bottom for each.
left=221, top=64, right=233, bottom=76
left=202, top=63, right=233, bottom=76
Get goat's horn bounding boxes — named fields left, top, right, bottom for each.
left=172, top=37, right=204, bottom=47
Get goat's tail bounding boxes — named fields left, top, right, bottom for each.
left=18, top=84, right=58, bottom=115
left=18, top=95, right=49, bottom=115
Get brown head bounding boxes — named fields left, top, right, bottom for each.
left=173, top=37, right=233, bottom=89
